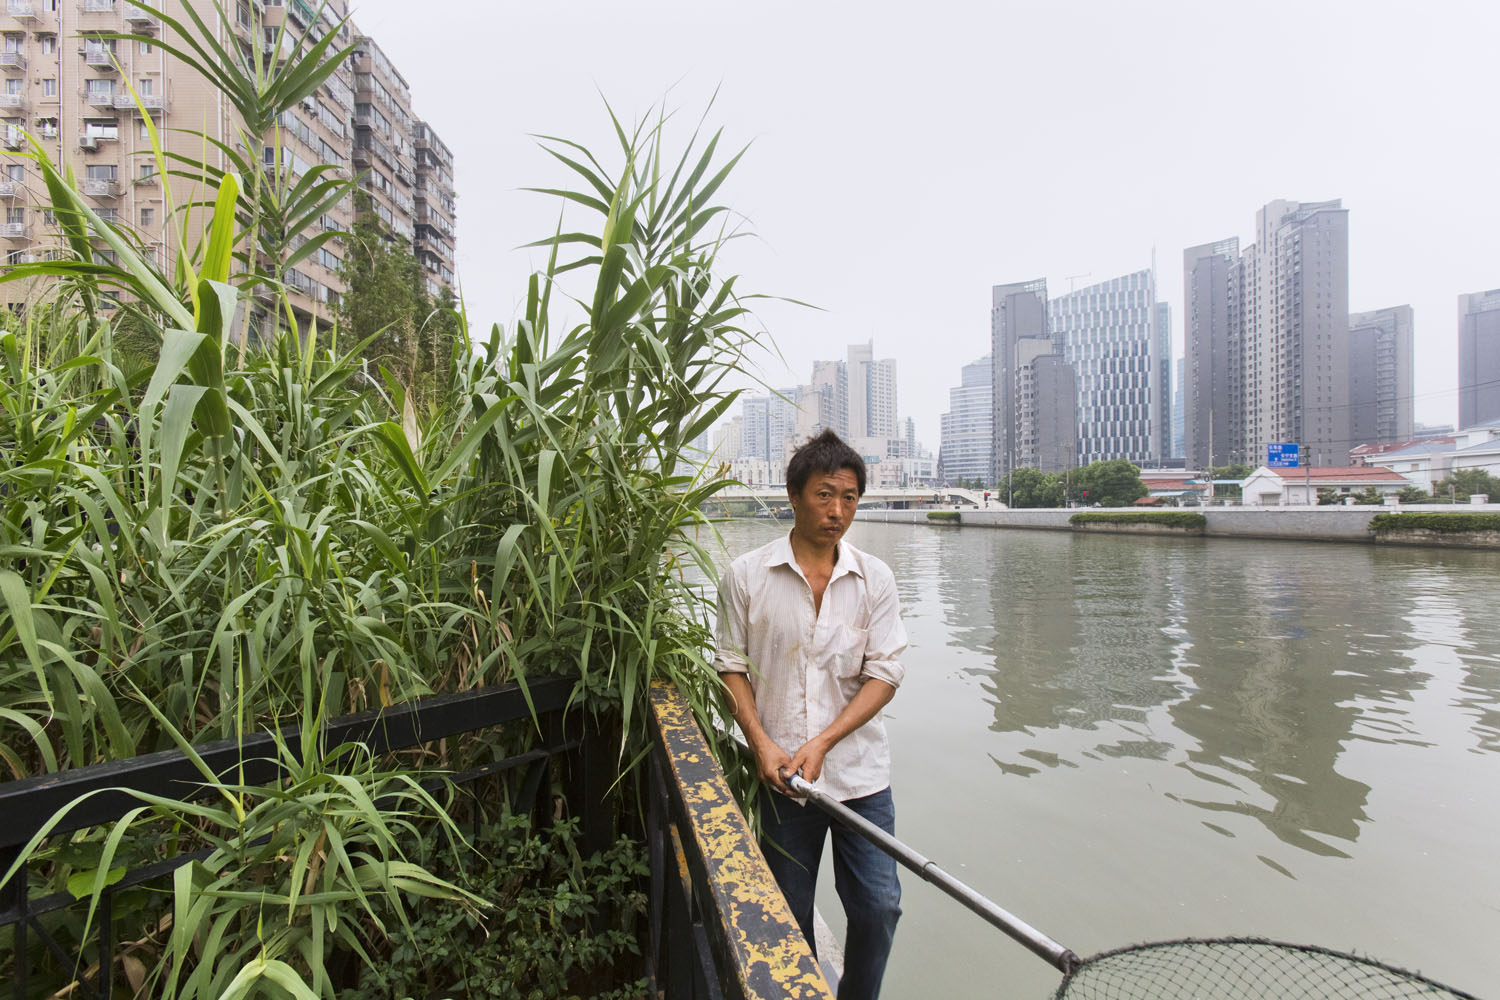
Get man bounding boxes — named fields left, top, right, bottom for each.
left=714, top=429, right=908, bottom=1000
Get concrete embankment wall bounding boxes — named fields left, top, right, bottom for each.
left=856, top=504, right=1500, bottom=547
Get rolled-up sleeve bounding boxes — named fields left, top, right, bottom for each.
left=713, top=566, right=751, bottom=675
left=860, top=570, right=907, bottom=688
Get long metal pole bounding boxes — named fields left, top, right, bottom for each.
left=786, top=774, right=1082, bottom=974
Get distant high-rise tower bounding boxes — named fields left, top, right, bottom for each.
left=1183, top=238, right=1242, bottom=468
left=1154, top=301, right=1172, bottom=465
left=939, top=354, right=993, bottom=484
left=992, top=280, right=1076, bottom=479
left=1458, top=289, right=1500, bottom=429
left=1241, top=199, right=1350, bottom=466
left=1050, top=269, right=1161, bottom=466
left=809, top=359, right=850, bottom=438
left=1348, top=305, right=1414, bottom=448
left=847, top=341, right=897, bottom=439
left=1185, top=200, right=1349, bottom=468
left=1172, top=357, right=1185, bottom=461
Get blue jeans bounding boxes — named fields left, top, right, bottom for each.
left=759, top=786, right=902, bottom=1000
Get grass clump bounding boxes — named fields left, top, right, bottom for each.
left=926, top=510, right=961, bottom=522
left=1070, top=512, right=1207, bottom=529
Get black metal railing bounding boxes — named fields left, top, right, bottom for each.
left=0, top=676, right=583, bottom=1000
left=645, top=680, right=834, bottom=1000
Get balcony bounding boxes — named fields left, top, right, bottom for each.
left=82, top=0, right=116, bottom=11
left=123, top=3, right=159, bottom=30
left=0, top=52, right=26, bottom=72
left=114, top=93, right=166, bottom=113
left=86, top=89, right=117, bottom=108
left=2, top=128, right=23, bottom=150
left=81, top=177, right=120, bottom=198
left=84, top=47, right=119, bottom=71
left=0, top=180, right=17, bottom=198
left=0, top=222, right=26, bottom=238
left=5, top=0, right=37, bottom=18
left=0, top=93, right=25, bottom=110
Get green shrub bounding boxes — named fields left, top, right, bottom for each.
left=1370, top=513, right=1500, bottom=535
left=340, top=815, right=648, bottom=1000
left=927, top=510, right=960, bottom=522
left=1069, top=512, right=1207, bottom=529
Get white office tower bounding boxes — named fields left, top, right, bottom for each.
left=847, top=341, right=898, bottom=440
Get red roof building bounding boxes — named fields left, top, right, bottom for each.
left=1239, top=465, right=1410, bottom=506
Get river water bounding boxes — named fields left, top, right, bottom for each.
left=697, top=519, right=1500, bottom=998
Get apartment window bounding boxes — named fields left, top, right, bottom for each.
left=2, top=35, right=22, bottom=53
left=5, top=207, right=22, bottom=225
left=42, top=208, right=55, bottom=225
left=138, top=41, right=153, bottom=55
left=86, top=79, right=114, bottom=102
left=39, top=35, right=57, bottom=54
left=138, top=162, right=155, bottom=180
left=41, top=78, right=56, bottom=98
left=83, top=119, right=119, bottom=140
left=85, top=164, right=117, bottom=181
left=139, top=207, right=153, bottom=227
left=4, top=79, right=20, bottom=96
left=5, top=164, right=22, bottom=182
left=138, top=77, right=153, bottom=95
left=139, top=120, right=149, bottom=139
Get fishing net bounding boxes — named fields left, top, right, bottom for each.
left=1054, top=938, right=1479, bottom=1000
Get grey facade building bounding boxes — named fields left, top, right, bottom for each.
left=992, top=279, right=1076, bottom=479
left=1242, top=199, right=1350, bottom=467
left=739, top=391, right=798, bottom=462
left=939, top=354, right=992, bottom=484
left=1348, top=305, right=1414, bottom=449
left=1050, top=268, right=1162, bottom=466
left=1155, top=301, right=1172, bottom=464
left=1184, top=199, right=1350, bottom=469
left=1183, top=238, right=1242, bottom=468
left=1172, top=356, right=1185, bottom=461
left=1459, top=288, right=1500, bottom=429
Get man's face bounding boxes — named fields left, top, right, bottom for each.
left=789, top=468, right=860, bottom=546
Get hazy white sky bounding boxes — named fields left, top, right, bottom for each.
left=349, top=0, right=1499, bottom=447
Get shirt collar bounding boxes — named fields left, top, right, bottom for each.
left=770, top=531, right=865, bottom=579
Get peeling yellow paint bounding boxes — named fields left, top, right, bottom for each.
left=650, top=679, right=835, bottom=999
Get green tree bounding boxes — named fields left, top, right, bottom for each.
left=338, top=196, right=434, bottom=395
left=1000, top=467, right=1064, bottom=507
left=1397, top=484, right=1430, bottom=503
left=1432, top=468, right=1500, bottom=503
left=1073, top=459, right=1147, bottom=507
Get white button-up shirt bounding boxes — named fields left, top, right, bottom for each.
left=713, top=533, right=908, bottom=802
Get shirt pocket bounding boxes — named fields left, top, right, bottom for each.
left=829, top=624, right=869, bottom=681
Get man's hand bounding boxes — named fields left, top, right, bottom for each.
left=751, top=735, right=795, bottom=794
left=788, top=737, right=830, bottom=785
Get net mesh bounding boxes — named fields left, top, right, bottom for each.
left=1054, top=938, right=1479, bottom=1000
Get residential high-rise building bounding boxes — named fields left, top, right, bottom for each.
left=0, top=2, right=454, bottom=335
left=1155, top=301, right=1172, bottom=464
left=1242, top=199, right=1350, bottom=466
left=939, top=353, right=992, bottom=484
left=992, top=279, right=1076, bottom=479
left=1458, top=288, right=1500, bottom=429
left=847, top=341, right=897, bottom=439
left=1050, top=268, right=1161, bottom=466
left=412, top=121, right=455, bottom=296
left=1184, top=200, right=1350, bottom=469
left=738, top=391, right=799, bottom=463
left=1183, top=238, right=1242, bottom=468
left=1348, top=305, right=1414, bottom=449
left=809, top=359, right=849, bottom=438
left=1172, top=356, right=1185, bottom=462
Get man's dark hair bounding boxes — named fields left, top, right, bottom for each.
left=786, top=429, right=866, bottom=496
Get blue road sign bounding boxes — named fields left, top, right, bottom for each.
left=1267, top=442, right=1300, bottom=467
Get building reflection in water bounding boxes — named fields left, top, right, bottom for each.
left=934, top=530, right=1500, bottom=862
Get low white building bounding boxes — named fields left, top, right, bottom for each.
left=1239, top=466, right=1409, bottom=506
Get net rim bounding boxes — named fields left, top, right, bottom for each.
left=1054, top=935, right=1480, bottom=1000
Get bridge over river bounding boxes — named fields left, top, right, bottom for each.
left=705, top=484, right=988, bottom=515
